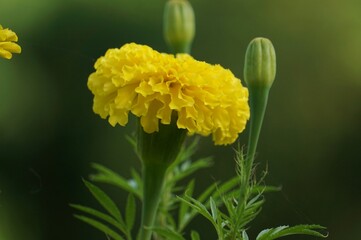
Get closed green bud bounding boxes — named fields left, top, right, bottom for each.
left=243, top=38, right=277, bottom=180
left=244, top=37, right=276, bottom=89
left=163, top=0, right=195, bottom=54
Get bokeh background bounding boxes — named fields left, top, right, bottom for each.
left=1, top=0, right=360, bottom=239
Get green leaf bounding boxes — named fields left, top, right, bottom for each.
left=125, top=194, right=136, bottom=231
left=238, top=194, right=264, bottom=228
left=90, top=163, right=141, bottom=199
left=130, top=168, right=143, bottom=199
left=251, top=185, right=282, bottom=194
left=70, top=204, right=127, bottom=234
left=150, top=227, right=185, bottom=240
left=257, top=226, right=288, bottom=239
left=177, top=196, right=216, bottom=227
left=209, top=197, right=218, bottom=222
left=172, top=157, right=213, bottom=182
left=213, top=176, right=239, bottom=200
left=178, top=181, right=219, bottom=231
left=125, top=134, right=137, bottom=150
left=197, top=182, right=218, bottom=203
left=171, top=137, right=200, bottom=167
left=190, top=231, right=200, bottom=240
left=163, top=211, right=177, bottom=229
left=256, top=224, right=328, bottom=240
left=178, top=180, right=195, bottom=231
left=242, top=231, right=250, bottom=240
left=74, top=214, right=125, bottom=240
left=83, top=179, right=122, bottom=223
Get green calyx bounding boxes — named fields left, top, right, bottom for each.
left=137, top=120, right=187, bottom=167
left=163, top=0, right=195, bottom=54
left=244, top=37, right=276, bottom=89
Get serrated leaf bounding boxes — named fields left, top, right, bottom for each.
left=233, top=193, right=264, bottom=229
left=150, top=227, right=185, bottom=240
left=83, top=180, right=122, bottom=222
left=256, top=224, right=328, bottom=240
left=125, top=194, right=136, bottom=231
left=178, top=182, right=219, bottom=231
left=257, top=226, right=288, bottom=239
left=240, top=206, right=263, bottom=228
left=190, top=231, right=200, bottom=240
left=70, top=204, right=127, bottom=234
left=74, top=214, right=125, bottom=240
left=90, top=163, right=141, bottom=199
left=177, top=196, right=215, bottom=226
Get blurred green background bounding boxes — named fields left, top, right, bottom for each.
left=1, top=0, right=360, bottom=239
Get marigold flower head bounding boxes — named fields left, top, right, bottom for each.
left=88, top=43, right=250, bottom=145
left=0, top=25, right=21, bottom=59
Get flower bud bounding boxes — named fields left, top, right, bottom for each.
left=244, top=37, right=276, bottom=89
left=243, top=38, right=277, bottom=177
left=163, top=0, right=195, bottom=54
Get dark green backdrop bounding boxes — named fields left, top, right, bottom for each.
left=1, top=0, right=360, bottom=239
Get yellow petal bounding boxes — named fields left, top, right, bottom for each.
left=87, top=43, right=250, bottom=145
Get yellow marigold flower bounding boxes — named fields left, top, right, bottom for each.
left=88, top=43, right=250, bottom=145
left=0, top=25, right=21, bottom=59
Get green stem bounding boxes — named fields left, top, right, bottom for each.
left=170, top=43, right=191, bottom=55
left=245, top=86, right=270, bottom=182
left=138, top=162, right=168, bottom=240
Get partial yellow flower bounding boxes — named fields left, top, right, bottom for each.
left=88, top=43, right=249, bottom=145
left=0, top=25, right=21, bottom=59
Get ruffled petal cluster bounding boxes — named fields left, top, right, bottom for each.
left=88, top=43, right=249, bottom=145
left=0, top=25, right=21, bottom=59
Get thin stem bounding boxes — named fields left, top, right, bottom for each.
left=138, top=162, right=168, bottom=240
left=245, top=87, right=270, bottom=183
left=170, top=43, right=191, bottom=55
